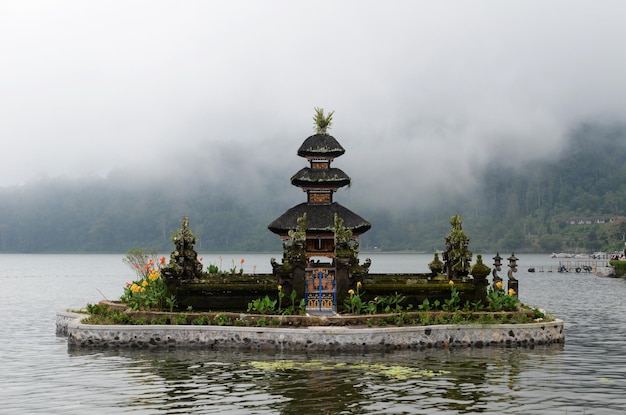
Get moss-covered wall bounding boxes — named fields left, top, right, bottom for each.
left=170, top=273, right=485, bottom=311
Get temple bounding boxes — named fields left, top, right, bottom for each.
left=267, top=130, right=371, bottom=257
left=268, top=109, right=372, bottom=312
left=158, top=110, right=498, bottom=314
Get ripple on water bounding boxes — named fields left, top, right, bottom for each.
left=3, top=254, right=626, bottom=413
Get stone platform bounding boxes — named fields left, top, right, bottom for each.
left=57, top=311, right=564, bottom=351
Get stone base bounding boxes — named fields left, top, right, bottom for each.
left=57, top=311, right=564, bottom=351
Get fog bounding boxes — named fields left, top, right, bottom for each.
left=2, top=1, right=626, bottom=208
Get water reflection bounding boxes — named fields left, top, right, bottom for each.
left=67, top=346, right=567, bottom=414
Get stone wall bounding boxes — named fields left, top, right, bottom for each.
left=57, top=311, right=564, bottom=351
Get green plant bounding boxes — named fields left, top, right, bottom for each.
left=83, top=303, right=133, bottom=324
left=442, top=283, right=461, bottom=312
left=120, top=249, right=171, bottom=311
left=172, top=313, right=187, bottom=325
left=256, top=317, right=267, bottom=327
left=151, top=316, right=169, bottom=325
left=379, top=292, right=411, bottom=314
left=532, top=308, right=546, bottom=319
left=418, top=298, right=432, bottom=312
left=277, top=285, right=284, bottom=312
left=229, top=258, right=245, bottom=275
left=165, top=296, right=176, bottom=313
left=477, top=313, right=497, bottom=324
left=313, top=107, right=334, bottom=134
left=486, top=282, right=520, bottom=311
left=283, top=290, right=304, bottom=315
left=419, top=313, right=433, bottom=325
left=213, top=313, right=230, bottom=326
left=344, top=282, right=365, bottom=314
left=365, top=299, right=379, bottom=314
left=247, top=295, right=277, bottom=314
left=191, top=316, right=209, bottom=325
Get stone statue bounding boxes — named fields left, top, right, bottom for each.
left=442, top=214, right=472, bottom=279
left=161, top=216, right=205, bottom=282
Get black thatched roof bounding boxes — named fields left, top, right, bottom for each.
left=297, top=134, right=345, bottom=158
left=290, top=167, right=351, bottom=188
left=268, top=202, right=371, bottom=235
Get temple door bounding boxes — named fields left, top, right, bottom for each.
left=305, top=267, right=336, bottom=313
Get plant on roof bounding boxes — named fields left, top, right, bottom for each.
left=313, top=107, right=334, bottom=134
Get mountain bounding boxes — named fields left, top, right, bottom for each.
left=1, top=123, right=626, bottom=253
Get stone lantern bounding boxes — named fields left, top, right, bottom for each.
left=492, top=252, right=503, bottom=288
left=507, top=252, right=519, bottom=298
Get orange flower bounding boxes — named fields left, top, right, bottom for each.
left=508, top=288, right=516, bottom=296
left=240, top=258, right=245, bottom=265
left=159, top=256, right=166, bottom=264
left=495, top=281, right=503, bottom=289
left=125, top=282, right=131, bottom=287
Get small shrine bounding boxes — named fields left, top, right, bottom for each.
left=268, top=109, right=372, bottom=312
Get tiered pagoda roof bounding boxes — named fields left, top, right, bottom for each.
left=268, top=130, right=371, bottom=242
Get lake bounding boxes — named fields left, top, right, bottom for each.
left=1, top=253, right=625, bottom=414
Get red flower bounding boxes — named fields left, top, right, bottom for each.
left=159, top=256, right=166, bottom=264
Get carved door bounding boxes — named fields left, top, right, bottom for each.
left=305, top=268, right=336, bottom=313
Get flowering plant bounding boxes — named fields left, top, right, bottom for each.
left=485, top=281, right=520, bottom=311
left=344, top=281, right=365, bottom=314
left=120, top=249, right=175, bottom=311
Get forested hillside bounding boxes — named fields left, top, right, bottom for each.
left=2, top=123, right=626, bottom=254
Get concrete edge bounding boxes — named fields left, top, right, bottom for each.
left=57, top=311, right=564, bottom=351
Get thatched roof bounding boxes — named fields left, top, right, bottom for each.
left=290, top=167, right=351, bottom=188
left=297, top=134, right=345, bottom=158
left=268, top=202, right=371, bottom=235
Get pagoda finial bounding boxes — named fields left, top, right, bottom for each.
left=313, top=107, right=334, bottom=135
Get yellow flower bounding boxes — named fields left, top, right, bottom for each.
left=140, top=287, right=146, bottom=293
left=131, top=283, right=141, bottom=293
left=148, top=271, right=160, bottom=281
left=142, top=280, right=149, bottom=287
left=277, top=285, right=282, bottom=291
left=356, top=281, right=362, bottom=288
left=448, top=280, right=454, bottom=285
left=495, top=281, right=503, bottom=289
left=508, top=288, right=516, bottom=296
left=348, top=289, right=355, bottom=296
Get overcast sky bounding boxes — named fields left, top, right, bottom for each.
left=2, top=1, right=626, bottom=206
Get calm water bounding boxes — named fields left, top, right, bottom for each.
left=1, top=253, right=626, bottom=414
